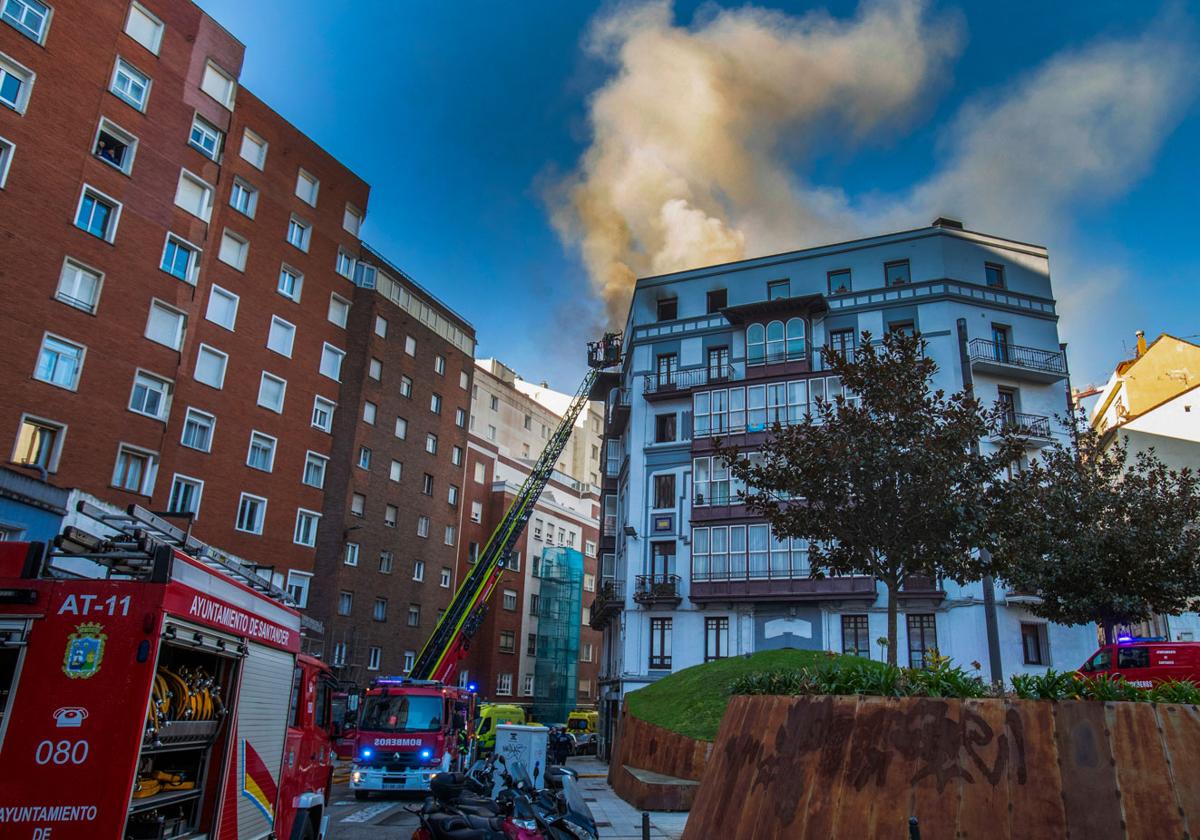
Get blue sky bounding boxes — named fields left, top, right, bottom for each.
left=196, top=0, right=1199, bottom=392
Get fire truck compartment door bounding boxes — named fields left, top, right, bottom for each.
left=162, top=618, right=243, bottom=658
left=234, top=642, right=293, bottom=839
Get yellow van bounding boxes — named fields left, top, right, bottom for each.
left=567, top=710, right=598, bottom=753
left=475, top=703, right=526, bottom=753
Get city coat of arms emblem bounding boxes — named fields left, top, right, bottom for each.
left=62, top=622, right=106, bottom=679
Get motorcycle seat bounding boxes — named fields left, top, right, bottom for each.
left=426, top=812, right=505, bottom=839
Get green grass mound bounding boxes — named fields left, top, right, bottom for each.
left=626, top=649, right=874, bottom=741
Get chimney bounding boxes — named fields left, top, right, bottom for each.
left=932, top=217, right=964, bottom=230
left=1136, top=330, right=1147, bottom=358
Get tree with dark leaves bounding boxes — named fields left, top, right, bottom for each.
left=719, top=330, right=1024, bottom=666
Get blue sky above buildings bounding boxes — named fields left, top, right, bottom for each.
left=197, top=0, right=1199, bottom=392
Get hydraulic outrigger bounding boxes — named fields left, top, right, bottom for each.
left=410, top=333, right=622, bottom=683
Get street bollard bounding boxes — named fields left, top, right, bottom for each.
left=909, top=816, right=921, bottom=840
left=642, top=811, right=651, bottom=840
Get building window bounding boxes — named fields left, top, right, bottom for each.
left=440, top=567, right=451, bottom=587
left=338, top=591, right=353, bottom=616
left=399, top=375, right=413, bottom=399
left=373, top=598, right=388, bottom=622
left=426, top=434, right=438, bottom=455
left=0, top=135, right=13, bottom=188
left=907, top=613, right=938, bottom=669
left=371, top=316, right=388, bottom=339
left=56, top=259, right=102, bottom=313
left=707, top=346, right=730, bottom=381
left=416, top=515, right=430, bottom=538
left=240, top=128, right=267, bottom=168
left=75, top=187, right=120, bottom=241
left=885, top=259, right=911, bottom=286
left=168, top=474, right=203, bottom=517
left=283, top=570, right=311, bottom=609
left=379, top=550, right=394, bottom=573
left=474, top=462, right=487, bottom=484
left=430, top=393, right=442, bottom=415
left=409, top=558, right=424, bottom=582
left=653, top=473, right=676, bottom=510
left=201, top=61, right=235, bottom=108
left=350, top=493, right=366, bottom=517
left=499, top=631, right=515, bottom=653
left=200, top=290, right=238, bottom=336
left=319, top=344, right=345, bottom=381
left=692, top=456, right=730, bottom=506
left=257, top=372, right=287, bottom=413
left=193, top=344, right=228, bottom=390
left=767, top=279, right=790, bottom=300
left=448, top=484, right=459, bottom=506
left=335, top=249, right=355, bottom=279
left=175, top=170, right=213, bottom=221
left=747, top=318, right=805, bottom=365
left=656, top=297, right=677, bottom=322
left=332, top=643, right=346, bottom=666
left=295, top=169, right=320, bottom=206
left=421, top=473, right=434, bottom=496
left=177, top=408, right=214, bottom=452
left=654, top=413, right=676, bottom=443
left=277, top=265, right=303, bottom=302
left=266, top=316, right=296, bottom=358
left=145, top=301, right=186, bottom=350
left=328, top=294, right=350, bottom=328
left=1021, top=623, right=1049, bottom=665
left=405, top=335, right=416, bottom=356
left=34, top=334, right=84, bottom=391
left=112, top=444, right=157, bottom=495
left=357, top=446, right=372, bottom=470
left=704, top=617, right=729, bottom=662
left=841, top=614, right=870, bottom=658
left=434, top=355, right=446, bottom=375
left=581, top=642, right=594, bottom=663
left=393, top=417, right=409, bottom=441
left=246, top=432, right=276, bottom=472
left=828, top=329, right=854, bottom=360
left=650, top=618, right=672, bottom=669
left=656, top=353, right=677, bottom=388
left=13, top=415, right=64, bottom=471
left=365, top=359, right=382, bottom=382
left=0, top=51, right=31, bottom=114
left=3, top=0, right=50, bottom=43
left=487, top=425, right=496, bottom=441
left=444, top=525, right=456, bottom=546
left=384, top=504, right=398, bottom=527
left=503, top=590, right=517, bottom=611
left=286, top=216, right=311, bottom=251
left=129, top=371, right=172, bottom=421
left=110, top=58, right=150, bottom=111
left=496, top=673, right=512, bottom=696
left=827, top=269, right=852, bottom=295
left=529, top=592, right=540, bottom=615
left=344, top=204, right=364, bottom=236
left=302, top=452, right=328, bottom=488
left=293, top=509, right=320, bottom=547
left=470, top=501, right=482, bottom=523
left=408, top=604, right=421, bottom=627
left=706, top=288, right=727, bottom=313
left=217, top=229, right=248, bottom=271
left=230, top=178, right=258, bottom=217
left=94, top=119, right=138, bottom=174
left=160, top=235, right=199, bottom=284
left=367, top=647, right=381, bottom=671
left=404, top=651, right=416, bottom=673
left=189, top=114, right=223, bottom=160
left=389, top=459, right=403, bottom=482
left=344, top=543, right=359, bottom=566
left=452, top=446, right=463, bottom=466
left=309, top=396, right=335, bottom=432
left=985, top=263, right=1006, bottom=289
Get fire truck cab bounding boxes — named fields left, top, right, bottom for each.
left=0, top=503, right=337, bottom=840
left=349, top=677, right=474, bottom=798
left=1079, top=638, right=1200, bottom=687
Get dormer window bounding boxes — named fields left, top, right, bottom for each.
left=657, top=297, right=677, bottom=322
left=747, top=318, right=806, bottom=365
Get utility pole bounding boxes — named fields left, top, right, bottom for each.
left=956, top=318, right=1004, bottom=688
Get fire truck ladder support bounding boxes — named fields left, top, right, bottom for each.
left=410, top=334, right=621, bottom=683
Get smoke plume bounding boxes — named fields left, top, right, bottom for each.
left=550, top=0, right=1196, bottom=340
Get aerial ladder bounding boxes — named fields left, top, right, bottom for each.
left=409, top=333, right=622, bottom=684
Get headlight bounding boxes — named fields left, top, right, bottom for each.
left=352, top=771, right=362, bottom=784
left=561, top=819, right=598, bottom=840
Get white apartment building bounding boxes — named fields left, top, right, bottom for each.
left=590, top=219, right=1101, bottom=741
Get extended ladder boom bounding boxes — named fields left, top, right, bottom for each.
left=411, top=334, right=620, bottom=683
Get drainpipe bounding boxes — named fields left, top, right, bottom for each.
left=957, top=318, right=1004, bottom=688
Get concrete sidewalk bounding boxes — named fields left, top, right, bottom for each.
left=569, top=756, right=689, bottom=840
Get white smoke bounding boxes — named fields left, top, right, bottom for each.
left=550, top=0, right=1197, bottom=354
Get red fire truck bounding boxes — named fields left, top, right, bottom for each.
left=1079, top=637, right=1200, bottom=687
left=0, top=503, right=338, bottom=840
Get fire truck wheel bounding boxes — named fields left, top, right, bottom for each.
left=355, top=790, right=370, bottom=801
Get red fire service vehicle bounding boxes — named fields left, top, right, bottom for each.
left=1079, top=637, right=1200, bottom=687
left=0, top=503, right=338, bottom=840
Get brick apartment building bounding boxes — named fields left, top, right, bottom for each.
left=456, top=359, right=603, bottom=710
left=0, top=0, right=474, bottom=677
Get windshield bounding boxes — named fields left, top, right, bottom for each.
left=360, top=694, right=442, bottom=732
left=1083, top=649, right=1112, bottom=673
left=568, top=719, right=588, bottom=730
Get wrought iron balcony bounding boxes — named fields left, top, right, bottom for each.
left=996, top=411, right=1052, bottom=441
left=589, top=578, right=625, bottom=630
left=643, top=365, right=737, bottom=397
left=633, top=574, right=683, bottom=607
left=968, top=338, right=1067, bottom=382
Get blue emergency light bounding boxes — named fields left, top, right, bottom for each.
left=420, top=748, right=433, bottom=761
left=360, top=747, right=373, bottom=759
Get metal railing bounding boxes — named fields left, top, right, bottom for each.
left=643, top=365, right=736, bottom=395
left=746, top=346, right=807, bottom=367
left=968, top=338, right=1066, bottom=375
left=999, top=411, right=1051, bottom=438
left=633, top=574, right=682, bottom=602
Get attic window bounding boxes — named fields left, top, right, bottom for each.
left=657, top=297, right=677, bottom=322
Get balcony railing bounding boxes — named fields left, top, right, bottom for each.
left=633, top=574, right=682, bottom=606
left=644, top=365, right=736, bottom=395
left=589, top=579, right=625, bottom=629
left=968, top=338, right=1067, bottom=378
left=998, top=411, right=1052, bottom=439
left=746, top=346, right=807, bottom=367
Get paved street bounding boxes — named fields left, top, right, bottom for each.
left=324, top=757, right=687, bottom=839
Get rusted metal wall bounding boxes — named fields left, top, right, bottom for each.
left=608, top=702, right=712, bottom=811
left=682, top=695, right=1200, bottom=840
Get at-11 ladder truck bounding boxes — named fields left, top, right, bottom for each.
left=348, top=333, right=622, bottom=797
